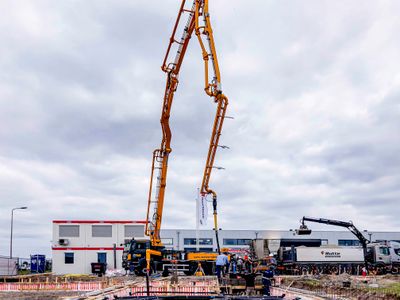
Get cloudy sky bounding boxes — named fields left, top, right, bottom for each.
left=1, top=0, right=400, bottom=258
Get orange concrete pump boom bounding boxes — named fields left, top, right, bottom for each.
left=145, top=0, right=228, bottom=253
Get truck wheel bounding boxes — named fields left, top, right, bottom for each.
left=375, top=264, right=386, bottom=275
left=134, top=267, right=145, bottom=276
left=134, top=258, right=152, bottom=276
left=331, top=266, right=339, bottom=275
left=135, top=267, right=154, bottom=276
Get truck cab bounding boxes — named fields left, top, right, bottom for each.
left=366, top=243, right=391, bottom=266
left=387, top=241, right=400, bottom=270
left=122, top=238, right=160, bottom=274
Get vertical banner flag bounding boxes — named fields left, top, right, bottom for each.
left=198, top=194, right=208, bottom=226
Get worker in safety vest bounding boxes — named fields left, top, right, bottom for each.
left=215, top=252, right=229, bottom=279
left=262, top=267, right=274, bottom=296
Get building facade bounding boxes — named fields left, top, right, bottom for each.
left=52, top=220, right=400, bottom=274
left=52, top=220, right=146, bottom=274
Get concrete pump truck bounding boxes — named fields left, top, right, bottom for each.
left=122, top=0, right=229, bottom=276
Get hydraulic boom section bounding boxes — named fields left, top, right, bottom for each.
left=145, top=0, right=229, bottom=253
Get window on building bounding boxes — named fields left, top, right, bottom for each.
left=223, top=239, right=251, bottom=246
left=200, top=238, right=212, bottom=245
left=65, top=253, right=74, bottom=264
left=161, top=238, right=173, bottom=245
left=237, top=239, right=252, bottom=246
left=97, top=253, right=107, bottom=264
left=92, top=225, right=112, bottom=237
left=184, top=247, right=196, bottom=252
left=223, top=239, right=238, bottom=246
left=59, top=225, right=79, bottom=237
left=184, top=238, right=213, bottom=245
left=338, top=240, right=360, bottom=246
left=124, top=225, right=144, bottom=238
left=321, top=239, right=329, bottom=245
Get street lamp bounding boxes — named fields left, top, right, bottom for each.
left=9, top=206, right=28, bottom=274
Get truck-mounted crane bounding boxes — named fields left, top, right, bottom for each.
left=297, top=216, right=370, bottom=271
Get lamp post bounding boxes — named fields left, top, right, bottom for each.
left=9, top=206, right=28, bottom=274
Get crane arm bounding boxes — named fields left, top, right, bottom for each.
left=145, top=0, right=228, bottom=251
left=301, top=216, right=369, bottom=247
left=302, top=216, right=355, bottom=229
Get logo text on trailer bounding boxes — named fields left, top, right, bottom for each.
left=321, top=251, right=341, bottom=258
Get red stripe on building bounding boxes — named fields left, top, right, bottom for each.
left=52, top=247, right=124, bottom=251
left=52, top=220, right=147, bottom=224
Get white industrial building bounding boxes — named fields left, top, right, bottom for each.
left=52, top=220, right=400, bottom=274
left=52, top=220, right=146, bottom=274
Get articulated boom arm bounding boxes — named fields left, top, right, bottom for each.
left=145, top=0, right=228, bottom=250
left=301, top=216, right=369, bottom=247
